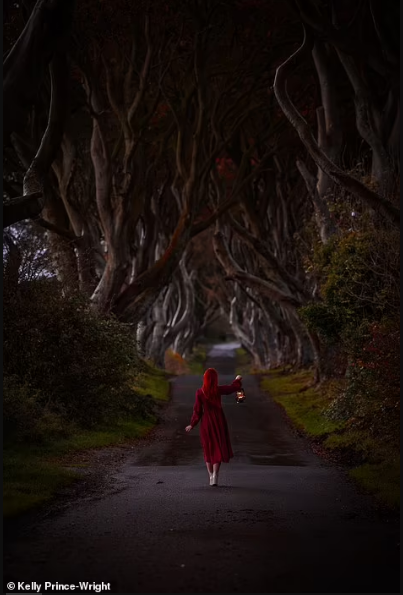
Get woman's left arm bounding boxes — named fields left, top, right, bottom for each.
left=186, top=391, right=203, bottom=431
left=218, top=378, right=242, bottom=395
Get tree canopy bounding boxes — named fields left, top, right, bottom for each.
left=3, top=0, right=400, bottom=384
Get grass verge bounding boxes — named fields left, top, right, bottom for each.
left=186, top=344, right=208, bottom=375
left=133, top=361, right=171, bottom=401
left=235, top=347, right=253, bottom=375
left=4, top=365, right=170, bottom=518
left=260, top=368, right=400, bottom=509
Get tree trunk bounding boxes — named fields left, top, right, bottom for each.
left=42, top=191, right=79, bottom=293
left=273, top=29, right=400, bottom=226
left=337, top=50, right=395, bottom=197
left=3, top=0, right=74, bottom=139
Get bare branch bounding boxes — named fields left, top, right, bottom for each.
left=3, top=192, right=43, bottom=228
left=33, top=218, right=78, bottom=241
left=128, top=16, right=153, bottom=130
left=213, top=230, right=302, bottom=308
left=3, top=0, right=74, bottom=138
left=273, top=27, right=400, bottom=226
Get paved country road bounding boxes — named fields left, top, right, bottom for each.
left=4, top=345, right=400, bottom=593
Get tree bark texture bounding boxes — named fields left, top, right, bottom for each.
left=273, top=28, right=400, bottom=226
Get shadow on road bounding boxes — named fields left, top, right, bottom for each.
left=3, top=343, right=400, bottom=594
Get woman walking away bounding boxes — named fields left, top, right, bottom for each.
left=185, top=368, right=242, bottom=486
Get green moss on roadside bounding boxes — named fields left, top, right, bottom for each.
left=3, top=453, right=79, bottom=517
left=3, top=418, right=155, bottom=519
left=186, top=345, right=207, bottom=375
left=260, top=369, right=312, bottom=395
left=235, top=347, right=252, bottom=375
left=261, top=371, right=344, bottom=437
left=132, top=362, right=171, bottom=401
left=60, top=419, right=156, bottom=450
left=260, top=369, right=400, bottom=509
left=324, top=430, right=373, bottom=452
left=4, top=366, right=170, bottom=518
left=349, top=461, right=400, bottom=509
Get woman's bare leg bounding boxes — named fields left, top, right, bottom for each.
left=206, top=462, right=213, bottom=475
left=213, top=462, right=221, bottom=475
left=211, top=463, right=221, bottom=485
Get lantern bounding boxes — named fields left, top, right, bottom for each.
left=235, top=388, right=246, bottom=403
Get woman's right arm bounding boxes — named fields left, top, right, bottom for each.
left=218, top=377, right=242, bottom=395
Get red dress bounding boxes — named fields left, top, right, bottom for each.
left=190, top=379, right=242, bottom=464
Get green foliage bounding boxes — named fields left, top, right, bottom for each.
left=235, top=347, right=252, bottom=375
left=299, top=229, right=400, bottom=448
left=164, top=349, right=190, bottom=375
left=131, top=363, right=171, bottom=401
left=299, top=302, right=341, bottom=344
left=3, top=418, right=155, bottom=518
left=349, top=461, right=400, bottom=509
left=260, top=370, right=399, bottom=508
left=321, top=233, right=392, bottom=321
left=268, top=226, right=399, bottom=507
left=3, top=277, right=155, bottom=442
left=186, top=344, right=207, bottom=375
left=300, top=231, right=399, bottom=342
left=3, top=233, right=175, bottom=517
left=327, top=319, right=400, bottom=445
left=260, top=370, right=344, bottom=437
left=163, top=345, right=207, bottom=376
left=3, top=452, right=79, bottom=517
left=3, top=375, right=71, bottom=442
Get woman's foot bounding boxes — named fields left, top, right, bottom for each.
left=211, top=473, right=218, bottom=486
left=209, top=474, right=214, bottom=486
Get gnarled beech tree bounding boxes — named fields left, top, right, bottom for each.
left=3, top=0, right=74, bottom=227
left=4, top=0, right=399, bottom=380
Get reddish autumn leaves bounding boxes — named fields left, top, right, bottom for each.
left=151, top=102, right=169, bottom=127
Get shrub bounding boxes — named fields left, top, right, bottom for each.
left=338, top=320, right=399, bottom=440
left=300, top=228, right=399, bottom=446
left=3, top=375, right=70, bottom=442
left=185, top=345, right=207, bottom=374
left=164, top=349, right=190, bottom=375
left=299, top=301, right=341, bottom=344
left=300, top=230, right=399, bottom=342
left=3, top=275, right=149, bottom=441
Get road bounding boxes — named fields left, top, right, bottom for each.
left=4, top=344, right=400, bottom=593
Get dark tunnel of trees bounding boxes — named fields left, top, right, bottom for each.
left=3, top=0, right=399, bottom=455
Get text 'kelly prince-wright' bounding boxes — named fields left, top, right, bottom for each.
left=6, top=582, right=111, bottom=593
